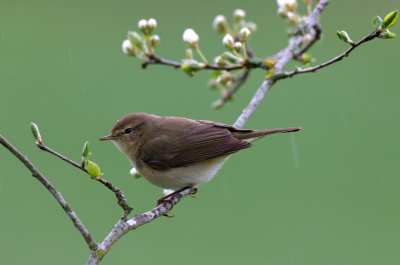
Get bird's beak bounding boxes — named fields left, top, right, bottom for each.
left=99, top=135, right=116, bottom=141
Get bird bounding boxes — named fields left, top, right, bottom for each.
left=99, top=112, right=301, bottom=204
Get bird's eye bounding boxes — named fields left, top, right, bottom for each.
left=125, top=128, right=132, bottom=134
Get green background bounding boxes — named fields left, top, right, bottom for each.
left=1, top=1, right=399, bottom=264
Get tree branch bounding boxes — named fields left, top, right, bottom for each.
left=0, top=134, right=97, bottom=251
left=86, top=187, right=194, bottom=264
left=280, top=29, right=380, bottom=78
left=234, top=0, right=329, bottom=128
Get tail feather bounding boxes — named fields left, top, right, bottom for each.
left=232, top=127, right=302, bottom=142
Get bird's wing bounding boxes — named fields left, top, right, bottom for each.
left=140, top=121, right=252, bottom=170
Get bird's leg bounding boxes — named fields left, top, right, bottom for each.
left=157, top=185, right=194, bottom=206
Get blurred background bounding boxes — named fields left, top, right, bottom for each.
left=1, top=0, right=399, bottom=264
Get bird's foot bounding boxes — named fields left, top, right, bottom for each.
left=189, top=187, right=198, bottom=198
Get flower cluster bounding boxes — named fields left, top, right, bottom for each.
left=122, top=18, right=160, bottom=58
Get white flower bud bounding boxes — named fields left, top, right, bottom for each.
left=246, top=22, right=257, bottom=33
left=240, top=27, right=251, bottom=41
left=277, top=0, right=297, bottom=11
left=213, top=15, right=228, bottom=33
left=234, top=42, right=242, bottom=53
left=149, top=35, right=160, bottom=47
left=138, top=19, right=147, bottom=30
left=122, top=39, right=134, bottom=55
left=233, top=9, right=246, bottom=22
left=214, top=56, right=227, bottom=66
left=147, top=18, right=157, bottom=30
left=183, top=28, right=199, bottom=48
left=130, top=167, right=138, bottom=176
left=163, top=189, right=174, bottom=196
left=277, top=0, right=297, bottom=7
left=222, top=34, right=234, bottom=50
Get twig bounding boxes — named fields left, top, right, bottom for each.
left=0, top=134, right=97, bottom=251
left=215, top=69, right=251, bottom=108
left=36, top=141, right=133, bottom=220
left=141, top=53, right=262, bottom=71
left=280, top=29, right=380, bottom=79
left=234, top=0, right=329, bottom=129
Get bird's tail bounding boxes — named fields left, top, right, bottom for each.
left=232, top=127, right=302, bottom=143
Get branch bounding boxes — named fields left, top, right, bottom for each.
left=280, top=29, right=380, bottom=78
left=141, top=54, right=262, bottom=71
left=212, top=69, right=251, bottom=108
left=86, top=187, right=194, bottom=264
left=234, top=0, right=329, bottom=129
left=36, top=141, right=133, bottom=220
left=0, top=134, right=97, bottom=251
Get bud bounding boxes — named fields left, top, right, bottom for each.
left=87, top=161, right=101, bottom=177
left=208, top=79, right=220, bottom=89
left=30, top=123, right=42, bottom=143
left=277, top=0, right=297, bottom=11
left=130, top=167, right=142, bottom=178
left=183, top=28, right=199, bottom=48
left=246, top=22, right=257, bottom=33
left=122, top=39, right=136, bottom=56
left=211, top=99, right=224, bottom=109
left=380, top=29, right=397, bottom=39
left=82, top=141, right=91, bottom=166
left=302, top=33, right=312, bottom=45
left=234, top=42, right=242, bottom=53
left=216, top=72, right=231, bottom=85
left=82, top=141, right=90, bottom=157
left=138, top=19, right=147, bottom=31
left=163, top=189, right=174, bottom=196
left=222, top=34, right=234, bottom=50
left=336, top=30, right=354, bottom=45
left=233, top=9, right=246, bottom=22
left=181, top=59, right=201, bottom=76
left=149, top=35, right=160, bottom=47
left=214, top=56, right=228, bottom=66
left=300, top=53, right=312, bottom=64
left=213, top=15, right=228, bottom=33
left=147, top=18, right=157, bottom=32
left=240, top=27, right=251, bottom=42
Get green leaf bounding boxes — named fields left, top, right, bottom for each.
left=383, top=10, right=398, bottom=29
left=127, top=31, right=143, bottom=51
left=220, top=52, right=243, bottom=64
left=372, top=16, right=383, bottom=28
left=181, top=59, right=201, bottom=76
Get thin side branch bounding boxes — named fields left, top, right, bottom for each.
left=37, top=141, right=133, bottom=220
left=141, top=54, right=262, bottom=71
left=0, top=134, right=97, bottom=251
left=281, top=29, right=380, bottom=78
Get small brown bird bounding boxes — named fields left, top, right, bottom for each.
left=99, top=113, right=301, bottom=203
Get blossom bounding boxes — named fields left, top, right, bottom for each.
left=183, top=28, right=199, bottom=48
left=222, top=34, right=234, bottom=50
